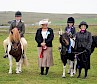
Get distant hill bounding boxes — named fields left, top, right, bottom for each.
left=0, top=11, right=97, bottom=25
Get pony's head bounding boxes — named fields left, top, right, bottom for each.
left=9, top=28, right=20, bottom=43
left=61, top=33, right=70, bottom=47
left=9, top=28, right=21, bottom=51
left=59, top=33, right=70, bottom=55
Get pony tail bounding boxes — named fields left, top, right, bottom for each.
left=22, top=57, right=28, bottom=66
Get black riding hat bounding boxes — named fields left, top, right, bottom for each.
left=79, top=21, right=88, bottom=28
left=67, top=17, right=75, bottom=23
left=15, top=11, right=22, bottom=17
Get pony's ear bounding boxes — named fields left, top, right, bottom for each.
left=11, top=31, right=13, bottom=34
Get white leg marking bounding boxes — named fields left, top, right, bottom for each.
left=70, top=61, right=74, bottom=77
left=8, top=44, right=12, bottom=74
left=62, top=66, right=66, bottom=78
left=73, top=55, right=77, bottom=74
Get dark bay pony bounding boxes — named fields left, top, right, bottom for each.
left=8, top=28, right=26, bottom=74
left=59, top=33, right=97, bottom=78
left=91, top=35, right=97, bottom=53
left=59, top=33, right=75, bottom=77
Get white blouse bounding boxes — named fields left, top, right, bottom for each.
left=42, top=31, right=48, bottom=39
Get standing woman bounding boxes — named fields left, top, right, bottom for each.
left=75, top=21, right=92, bottom=78
left=35, top=19, right=54, bottom=75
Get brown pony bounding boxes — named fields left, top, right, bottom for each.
left=8, top=28, right=26, bottom=74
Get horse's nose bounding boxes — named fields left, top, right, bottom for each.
left=14, top=49, right=17, bottom=50
left=13, top=48, right=17, bottom=51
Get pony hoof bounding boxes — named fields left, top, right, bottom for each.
left=67, top=72, right=70, bottom=74
left=16, top=71, right=20, bottom=74
left=62, top=75, right=66, bottom=78
left=19, top=71, right=22, bottom=73
left=70, top=74, right=74, bottom=77
left=9, top=71, right=12, bottom=74
left=9, top=72, right=12, bottom=74
left=73, top=72, right=76, bottom=74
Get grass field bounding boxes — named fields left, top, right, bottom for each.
left=0, top=25, right=97, bottom=84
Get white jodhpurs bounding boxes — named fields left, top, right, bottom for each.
left=3, top=37, right=10, bottom=53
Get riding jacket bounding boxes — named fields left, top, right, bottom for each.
left=35, top=28, right=54, bottom=47
left=65, top=26, right=76, bottom=37
left=75, top=30, right=92, bottom=53
left=9, top=20, right=25, bottom=37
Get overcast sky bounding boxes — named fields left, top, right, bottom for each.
left=0, top=0, right=97, bottom=14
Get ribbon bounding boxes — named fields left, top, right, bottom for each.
left=40, top=46, right=47, bottom=58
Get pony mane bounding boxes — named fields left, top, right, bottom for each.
left=60, top=33, right=70, bottom=46
left=9, top=28, right=20, bottom=43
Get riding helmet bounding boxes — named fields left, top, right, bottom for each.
left=15, top=11, right=22, bottom=17
left=79, top=21, right=88, bottom=28
left=67, top=17, right=75, bottom=23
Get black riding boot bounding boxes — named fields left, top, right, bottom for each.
left=3, top=49, right=8, bottom=58
left=77, top=68, right=82, bottom=78
left=45, top=67, right=49, bottom=75
left=84, top=69, right=88, bottom=79
left=40, top=67, right=44, bottom=75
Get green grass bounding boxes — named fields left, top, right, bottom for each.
left=0, top=26, right=97, bottom=84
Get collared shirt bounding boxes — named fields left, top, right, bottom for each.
left=42, top=31, right=47, bottom=39
left=16, top=20, right=20, bottom=26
